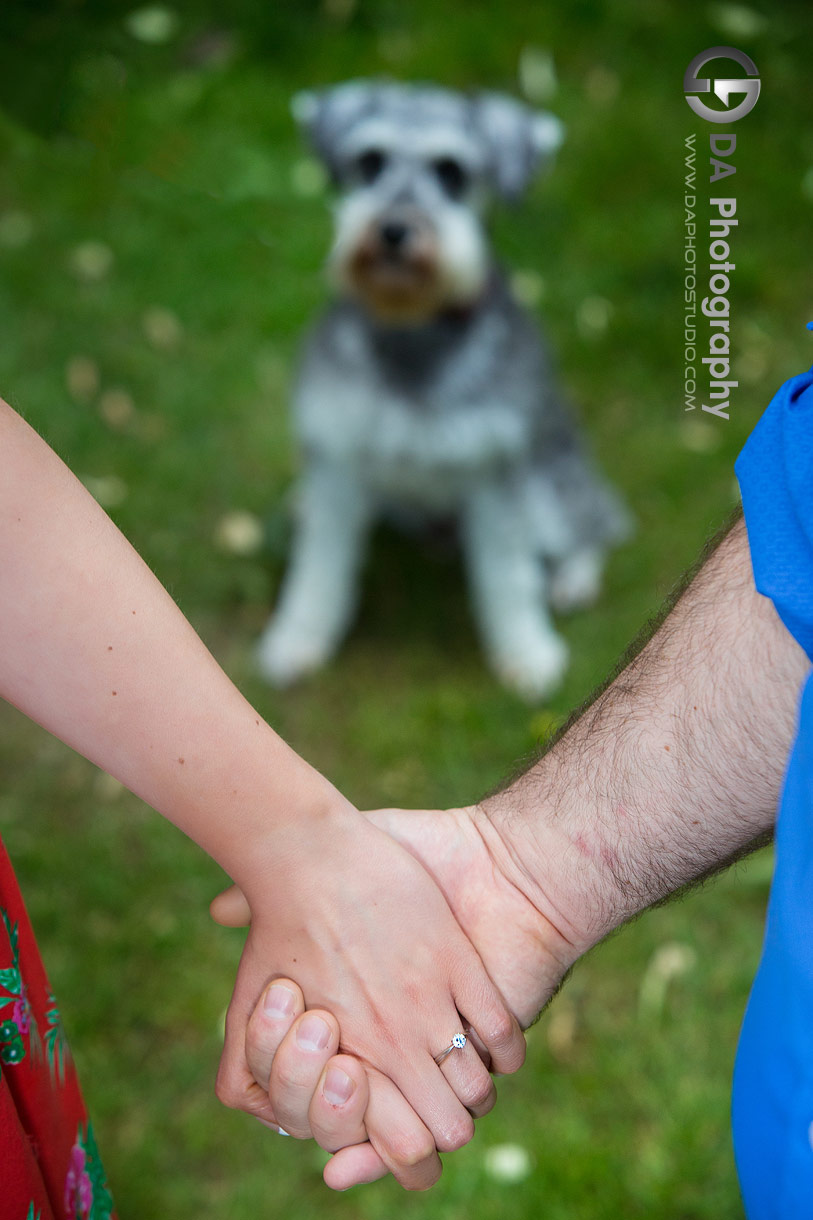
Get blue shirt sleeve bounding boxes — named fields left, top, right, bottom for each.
left=735, top=365, right=813, bottom=660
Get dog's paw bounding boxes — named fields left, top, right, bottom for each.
left=492, top=632, right=569, bottom=702
left=549, top=549, right=603, bottom=614
left=256, top=621, right=332, bottom=687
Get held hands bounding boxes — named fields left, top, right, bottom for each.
left=213, top=801, right=527, bottom=1188
left=211, top=805, right=579, bottom=1189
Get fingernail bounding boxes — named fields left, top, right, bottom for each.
left=264, top=984, right=296, bottom=1019
left=323, top=1066, right=355, bottom=1106
left=296, top=1013, right=331, bottom=1052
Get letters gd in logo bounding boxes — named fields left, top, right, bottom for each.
left=684, top=46, right=760, bottom=123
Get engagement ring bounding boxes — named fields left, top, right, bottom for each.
left=433, top=1032, right=467, bottom=1065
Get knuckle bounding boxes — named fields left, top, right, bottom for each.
left=404, top=1164, right=442, bottom=1192
left=388, top=1131, right=437, bottom=1169
left=463, top=1075, right=494, bottom=1111
left=214, top=1074, right=242, bottom=1111
left=435, top=1113, right=475, bottom=1153
left=499, top=1032, right=527, bottom=1074
left=246, top=997, right=275, bottom=1034
left=273, top=1114, right=310, bottom=1140
left=272, top=1057, right=308, bottom=1095
left=483, top=1007, right=515, bottom=1049
left=245, top=1021, right=275, bottom=1066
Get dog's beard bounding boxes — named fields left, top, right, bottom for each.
left=329, top=197, right=489, bottom=325
left=344, top=242, right=443, bottom=323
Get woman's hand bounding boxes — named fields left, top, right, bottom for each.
left=213, top=800, right=525, bottom=1184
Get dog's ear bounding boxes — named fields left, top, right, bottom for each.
left=291, top=82, right=374, bottom=180
left=472, top=93, right=565, bottom=201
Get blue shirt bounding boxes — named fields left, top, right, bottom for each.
left=733, top=363, right=813, bottom=1217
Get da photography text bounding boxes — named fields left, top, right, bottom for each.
left=682, top=47, right=760, bottom=421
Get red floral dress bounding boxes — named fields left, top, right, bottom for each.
left=0, top=837, right=116, bottom=1220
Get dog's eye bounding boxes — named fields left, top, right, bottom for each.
left=356, top=148, right=387, bottom=184
left=433, top=157, right=469, bottom=199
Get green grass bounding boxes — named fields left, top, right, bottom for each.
left=0, top=1, right=811, bottom=1215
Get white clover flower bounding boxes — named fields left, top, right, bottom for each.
left=511, top=270, right=546, bottom=309
left=639, top=941, right=697, bottom=1020
left=214, top=511, right=265, bottom=557
left=483, top=1143, right=533, bottom=1183
left=81, top=475, right=128, bottom=509
left=124, top=5, right=179, bottom=44
left=576, top=295, right=613, bottom=338
left=99, top=389, right=136, bottom=431
left=69, top=241, right=114, bottom=283
left=66, top=356, right=100, bottom=402
left=142, top=306, right=183, bottom=351
left=519, top=47, right=558, bottom=104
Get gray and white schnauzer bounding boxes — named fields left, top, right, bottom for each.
left=257, top=80, right=629, bottom=699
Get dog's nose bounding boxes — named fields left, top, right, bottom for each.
left=379, top=220, right=409, bottom=250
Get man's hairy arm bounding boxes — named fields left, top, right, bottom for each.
left=216, top=512, right=810, bottom=1191
left=479, top=513, right=811, bottom=957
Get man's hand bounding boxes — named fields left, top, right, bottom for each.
left=211, top=803, right=576, bottom=1188
left=232, top=975, right=449, bottom=1190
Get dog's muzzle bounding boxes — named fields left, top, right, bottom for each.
left=344, top=209, right=442, bottom=323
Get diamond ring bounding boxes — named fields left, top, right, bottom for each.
left=433, top=1032, right=467, bottom=1065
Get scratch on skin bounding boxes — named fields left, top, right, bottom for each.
left=573, top=833, right=593, bottom=858
left=574, top=832, right=619, bottom=871
left=600, top=844, right=620, bottom=870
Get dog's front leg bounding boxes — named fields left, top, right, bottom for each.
left=462, top=481, right=568, bottom=701
left=257, top=460, right=372, bottom=686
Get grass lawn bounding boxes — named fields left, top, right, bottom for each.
left=0, top=1, right=811, bottom=1215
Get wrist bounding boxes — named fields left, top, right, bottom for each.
left=475, top=752, right=628, bottom=959
left=154, top=704, right=361, bottom=894
left=221, top=786, right=362, bottom=903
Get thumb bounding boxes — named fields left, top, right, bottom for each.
left=210, top=883, right=252, bottom=927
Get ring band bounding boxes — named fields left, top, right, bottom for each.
left=433, top=1032, right=467, bottom=1065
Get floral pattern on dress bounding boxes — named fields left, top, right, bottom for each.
left=0, top=907, right=34, bottom=1068
left=44, top=989, right=71, bottom=1086
left=0, top=841, right=118, bottom=1220
left=0, top=906, right=42, bottom=1070
left=64, top=1123, right=114, bottom=1220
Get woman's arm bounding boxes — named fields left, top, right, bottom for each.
left=0, top=401, right=525, bottom=1181
left=0, top=402, right=344, bottom=875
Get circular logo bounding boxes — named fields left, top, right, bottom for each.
left=684, top=46, right=760, bottom=123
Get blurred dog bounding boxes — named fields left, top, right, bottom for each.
left=257, top=80, right=629, bottom=699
